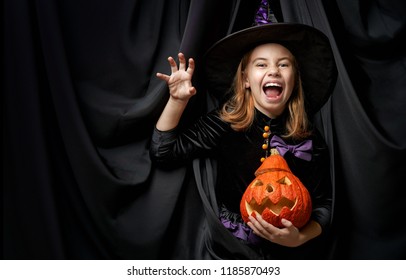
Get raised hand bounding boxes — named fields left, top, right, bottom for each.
left=155, top=53, right=197, bottom=131
left=156, top=53, right=196, bottom=102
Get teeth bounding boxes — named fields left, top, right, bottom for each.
left=264, top=82, right=281, bottom=87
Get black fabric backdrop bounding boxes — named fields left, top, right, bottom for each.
left=3, top=0, right=406, bottom=259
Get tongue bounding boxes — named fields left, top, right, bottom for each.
left=264, top=87, right=280, bottom=98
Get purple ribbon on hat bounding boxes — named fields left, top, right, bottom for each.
left=254, top=0, right=278, bottom=26
left=269, top=135, right=313, bottom=161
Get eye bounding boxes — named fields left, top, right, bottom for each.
left=277, top=176, right=292, bottom=185
left=256, top=63, right=267, bottom=68
left=251, top=179, right=263, bottom=188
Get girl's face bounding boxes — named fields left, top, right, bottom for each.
left=244, top=43, right=296, bottom=119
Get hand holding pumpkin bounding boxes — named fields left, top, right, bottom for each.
left=240, top=148, right=322, bottom=247
left=248, top=215, right=302, bottom=247
left=248, top=215, right=322, bottom=247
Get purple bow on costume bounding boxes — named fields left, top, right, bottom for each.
left=269, top=135, right=313, bottom=161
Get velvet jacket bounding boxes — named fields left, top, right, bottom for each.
left=150, top=109, right=332, bottom=235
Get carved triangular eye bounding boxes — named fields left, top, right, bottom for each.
left=277, top=176, right=292, bottom=185
left=250, top=179, right=263, bottom=188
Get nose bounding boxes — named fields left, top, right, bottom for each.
left=268, top=66, right=280, bottom=76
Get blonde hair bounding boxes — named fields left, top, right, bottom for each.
left=220, top=48, right=310, bottom=140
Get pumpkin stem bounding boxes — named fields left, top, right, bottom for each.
left=270, top=148, right=279, bottom=155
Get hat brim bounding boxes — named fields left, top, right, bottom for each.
left=204, top=23, right=337, bottom=115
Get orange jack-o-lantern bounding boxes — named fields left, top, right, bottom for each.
left=240, top=149, right=312, bottom=229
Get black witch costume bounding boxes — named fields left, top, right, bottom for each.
left=150, top=1, right=337, bottom=259
left=150, top=108, right=332, bottom=259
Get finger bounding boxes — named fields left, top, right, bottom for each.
left=281, top=218, right=293, bottom=228
left=189, top=86, right=197, bottom=95
left=248, top=216, right=269, bottom=236
left=255, top=215, right=279, bottom=233
left=178, top=53, right=186, bottom=71
left=187, top=58, right=195, bottom=75
left=280, top=219, right=299, bottom=235
left=247, top=221, right=267, bottom=239
left=248, top=216, right=261, bottom=231
left=156, top=72, right=170, bottom=82
left=168, top=56, right=178, bottom=73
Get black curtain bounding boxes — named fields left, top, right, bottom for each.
left=3, top=0, right=406, bottom=259
left=321, top=0, right=406, bottom=259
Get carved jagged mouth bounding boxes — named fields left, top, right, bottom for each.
left=246, top=177, right=297, bottom=216
left=246, top=196, right=296, bottom=216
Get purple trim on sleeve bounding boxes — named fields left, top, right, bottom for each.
left=220, top=216, right=262, bottom=245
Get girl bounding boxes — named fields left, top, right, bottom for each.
left=150, top=23, right=336, bottom=259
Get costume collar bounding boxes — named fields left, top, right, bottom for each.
left=254, top=108, right=287, bottom=135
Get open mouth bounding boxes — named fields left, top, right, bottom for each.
left=263, top=82, right=282, bottom=99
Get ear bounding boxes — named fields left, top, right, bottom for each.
left=242, top=72, right=250, bottom=89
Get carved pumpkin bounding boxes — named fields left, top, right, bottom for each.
left=240, top=149, right=312, bottom=228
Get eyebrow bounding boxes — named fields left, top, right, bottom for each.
left=252, top=56, right=292, bottom=63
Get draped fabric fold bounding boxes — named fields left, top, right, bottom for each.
left=282, top=0, right=406, bottom=259
left=4, top=0, right=406, bottom=259
left=4, top=0, right=258, bottom=260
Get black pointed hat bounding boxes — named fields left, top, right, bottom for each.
left=204, top=18, right=337, bottom=115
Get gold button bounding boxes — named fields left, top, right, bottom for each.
left=260, top=157, right=265, bottom=162
left=262, top=132, right=269, bottom=138
left=264, top=126, right=270, bottom=132
left=262, top=143, right=268, bottom=150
